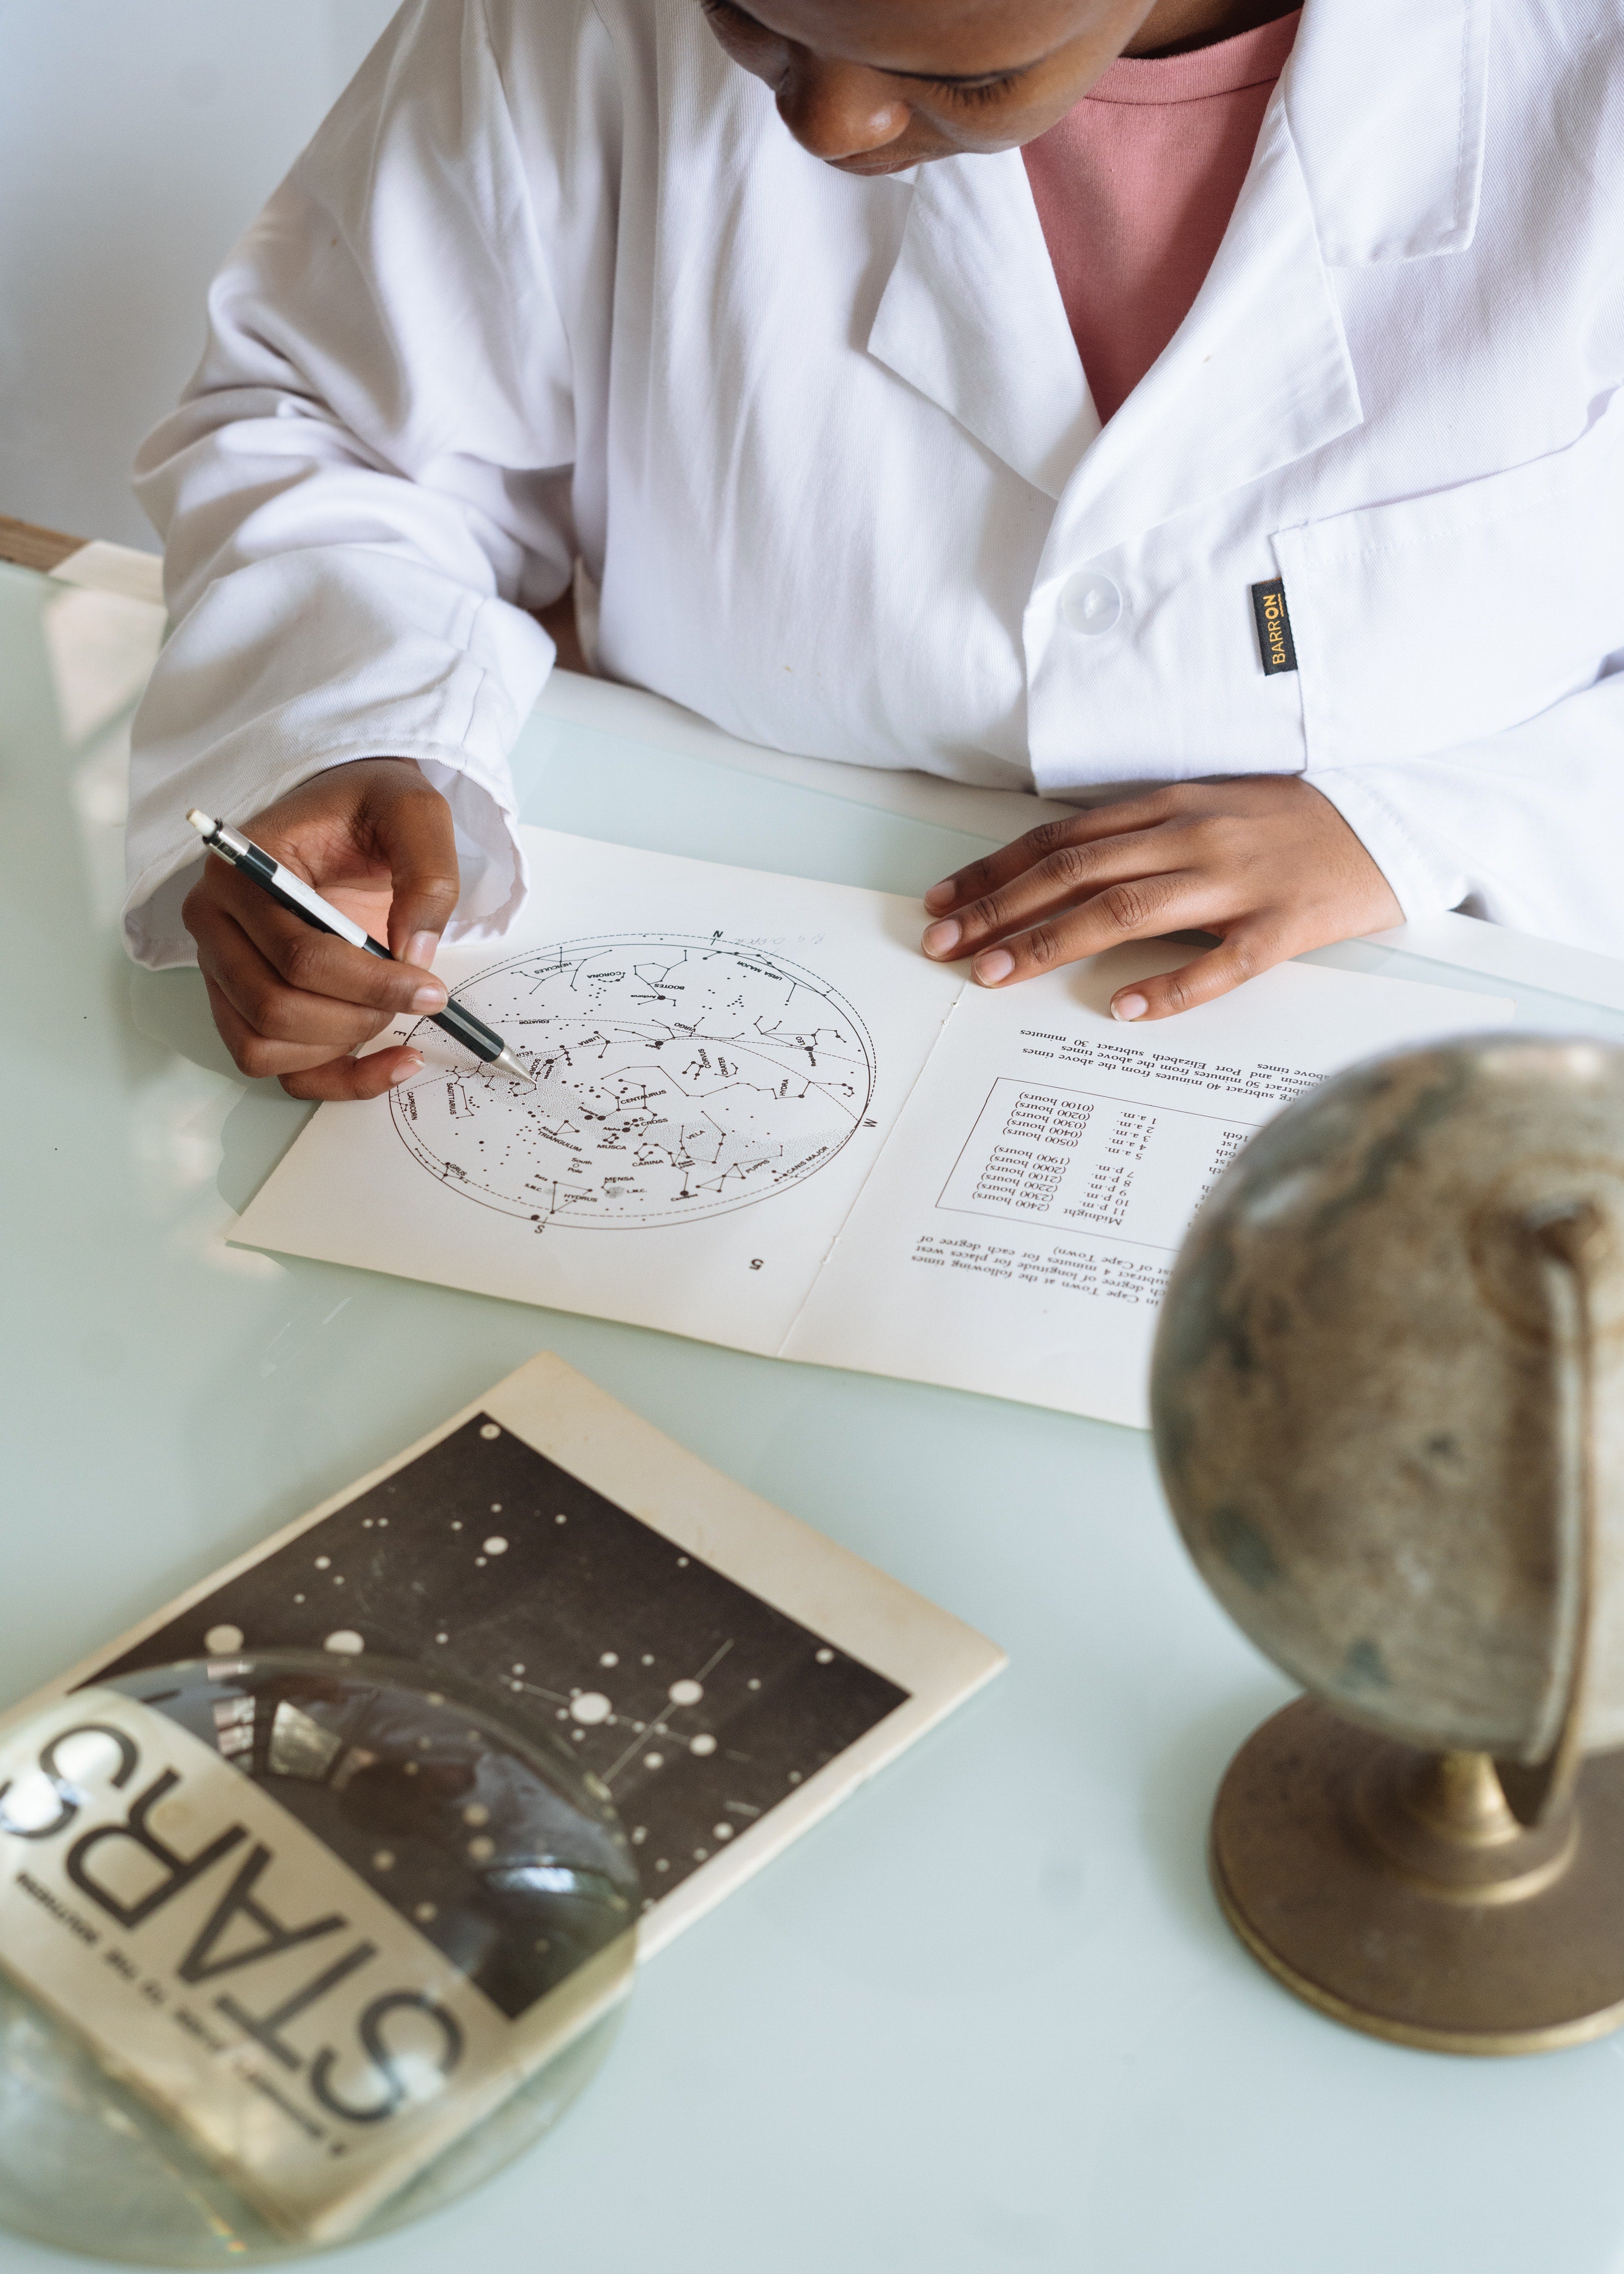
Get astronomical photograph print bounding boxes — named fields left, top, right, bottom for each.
left=87, top=1417, right=912, bottom=1942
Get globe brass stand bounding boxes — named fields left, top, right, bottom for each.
left=1210, top=1711, right=1624, bottom=2054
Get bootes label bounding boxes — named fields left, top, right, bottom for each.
left=0, top=1690, right=629, bottom=2244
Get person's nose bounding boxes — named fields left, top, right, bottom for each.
left=775, top=54, right=911, bottom=162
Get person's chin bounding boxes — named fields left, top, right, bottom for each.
left=826, top=148, right=933, bottom=175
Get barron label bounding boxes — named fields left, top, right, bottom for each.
left=1250, top=578, right=1299, bottom=676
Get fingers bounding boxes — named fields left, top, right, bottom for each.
left=205, top=865, right=448, bottom=1021
left=211, top=869, right=446, bottom=1014
left=187, top=873, right=444, bottom=1079
left=280, top=1047, right=425, bottom=1103
left=921, top=826, right=1167, bottom=965
left=954, top=899, right=1286, bottom=1018
left=1107, top=925, right=1286, bottom=1023
left=200, top=968, right=388, bottom=1080
left=350, top=770, right=461, bottom=966
left=922, top=801, right=1172, bottom=919
left=204, top=978, right=423, bottom=1097
left=951, top=871, right=1204, bottom=989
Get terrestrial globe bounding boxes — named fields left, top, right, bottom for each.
left=1153, top=1035, right=1624, bottom=2053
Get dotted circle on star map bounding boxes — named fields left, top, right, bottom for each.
left=389, top=936, right=877, bottom=1229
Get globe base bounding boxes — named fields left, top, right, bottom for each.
left=1211, top=1698, right=1624, bottom=2055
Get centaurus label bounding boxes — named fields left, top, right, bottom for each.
left=0, top=1691, right=629, bottom=2244
left=1250, top=578, right=1299, bottom=676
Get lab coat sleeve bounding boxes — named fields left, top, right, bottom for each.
left=1306, top=665, right=1624, bottom=954
left=123, top=0, right=598, bottom=968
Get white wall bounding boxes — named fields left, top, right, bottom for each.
left=0, top=0, right=399, bottom=551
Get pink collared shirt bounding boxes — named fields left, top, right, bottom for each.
left=1023, top=10, right=1303, bottom=424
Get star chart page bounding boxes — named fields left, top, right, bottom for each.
left=784, top=946, right=1514, bottom=1427
left=232, top=829, right=965, bottom=1347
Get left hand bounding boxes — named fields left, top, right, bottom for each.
left=919, top=776, right=1404, bottom=1021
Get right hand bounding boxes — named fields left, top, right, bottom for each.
left=182, top=757, right=460, bottom=1101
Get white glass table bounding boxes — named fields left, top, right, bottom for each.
left=6, top=547, right=1624, bottom=2274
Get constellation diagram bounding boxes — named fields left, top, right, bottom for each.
left=87, top=1417, right=911, bottom=1973
left=389, top=936, right=877, bottom=1230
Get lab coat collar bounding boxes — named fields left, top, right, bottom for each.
left=1043, top=87, right=1363, bottom=565
left=865, top=154, right=1098, bottom=503
left=1040, top=0, right=1490, bottom=554
left=1285, top=0, right=1489, bottom=265
left=862, top=0, right=1487, bottom=537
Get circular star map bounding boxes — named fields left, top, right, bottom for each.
left=389, top=935, right=877, bottom=1229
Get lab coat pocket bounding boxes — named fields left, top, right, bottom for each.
left=1273, top=397, right=1624, bottom=770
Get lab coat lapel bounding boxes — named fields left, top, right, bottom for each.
left=1045, top=0, right=1489, bottom=564
left=1286, top=0, right=1488, bottom=263
left=864, top=0, right=1488, bottom=546
left=866, top=154, right=1097, bottom=503
left=1048, top=89, right=1362, bottom=565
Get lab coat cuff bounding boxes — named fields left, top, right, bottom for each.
left=121, top=740, right=529, bottom=971
left=1301, top=768, right=1470, bottom=926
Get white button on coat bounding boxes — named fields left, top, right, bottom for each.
left=1060, top=574, right=1124, bottom=637
left=123, top=0, right=1624, bottom=966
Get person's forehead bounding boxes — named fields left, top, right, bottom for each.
left=734, top=0, right=1105, bottom=74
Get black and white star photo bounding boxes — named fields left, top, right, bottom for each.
left=91, top=1417, right=911, bottom=1942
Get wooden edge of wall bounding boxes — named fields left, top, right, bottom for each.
left=0, top=514, right=85, bottom=575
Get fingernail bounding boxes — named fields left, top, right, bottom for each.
left=922, top=919, right=962, bottom=957
left=405, top=930, right=440, bottom=970
left=974, top=950, right=1015, bottom=985
left=410, top=981, right=447, bottom=1012
left=1113, top=992, right=1149, bottom=1022
left=923, top=882, right=957, bottom=914
left=388, top=1054, right=423, bottom=1086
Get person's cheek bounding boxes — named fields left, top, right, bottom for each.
left=699, top=12, right=786, bottom=88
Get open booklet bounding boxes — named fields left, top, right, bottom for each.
left=1, top=1353, right=1003, bottom=2243
left=235, top=829, right=1513, bottom=1428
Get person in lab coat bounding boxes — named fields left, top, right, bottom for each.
left=124, top=0, right=1624, bottom=1100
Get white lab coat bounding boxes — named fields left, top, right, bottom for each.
left=125, top=0, right=1624, bottom=967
